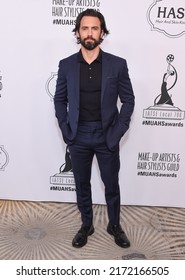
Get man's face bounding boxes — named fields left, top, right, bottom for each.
left=77, top=16, right=103, bottom=50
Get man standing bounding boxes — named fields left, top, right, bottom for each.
left=54, top=9, right=135, bottom=248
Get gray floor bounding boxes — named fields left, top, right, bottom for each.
left=0, top=200, right=185, bottom=259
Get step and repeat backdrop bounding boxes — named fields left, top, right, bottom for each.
left=0, top=0, right=185, bottom=207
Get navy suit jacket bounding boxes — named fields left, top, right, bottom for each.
left=54, top=50, right=135, bottom=151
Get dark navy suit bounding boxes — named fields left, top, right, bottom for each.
left=54, top=50, right=135, bottom=226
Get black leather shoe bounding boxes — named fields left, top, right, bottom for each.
left=107, top=222, right=130, bottom=248
left=72, top=225, right=94, bottom=248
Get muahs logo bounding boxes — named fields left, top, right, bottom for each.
left=0, top=146, right=9, bottom=171
left=147, top=0, right=185, bottom=38
left=45, top=72, right=57, bottom=100
left=50, top=146, right=76, bottom=192
left=143, top=54, right=185, bottom=125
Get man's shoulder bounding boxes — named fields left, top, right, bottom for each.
left=59, top=52, right=78, bottom=64
left=102, top=50, right=126, bottom=63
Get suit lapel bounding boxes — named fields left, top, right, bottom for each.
left=72, top=54, right=80, bottom=105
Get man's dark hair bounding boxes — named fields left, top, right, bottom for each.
left=72, top=9, right=110, bottom=44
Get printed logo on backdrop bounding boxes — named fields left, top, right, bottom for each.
left=50, top=146, right=76, bottom=192
left=46, top=72, right=57, bottom=100
left=137, top=152, right=180, bottom=178
left=0, top=146, right=9, bottom=171
left=143, top=54, right=185, bottom=128
left=0, top=70, right=2, bottom=98
left=52, top=0, right=101, bottom=26
left=147, top=0, right=185, bottom=38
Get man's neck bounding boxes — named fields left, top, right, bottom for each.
left=81, top=46, right=100, bottom=64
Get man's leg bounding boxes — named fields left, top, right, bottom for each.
left=69, top=142, right=94, bottom=226
left=95, top=144, right=120, bottom=225
left=96, top=144, right=130, bottom=248
left=69, top=122, right=101, bottom=248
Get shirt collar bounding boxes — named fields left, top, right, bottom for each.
left=77, top=49, right=102, bottom=63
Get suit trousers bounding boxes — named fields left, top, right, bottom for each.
left=68, top=121, right=121, bottom=226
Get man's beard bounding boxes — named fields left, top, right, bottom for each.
left=79, top=35, right=101, bottom=50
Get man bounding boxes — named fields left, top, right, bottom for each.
left=54, top=9, right=135, bottom=248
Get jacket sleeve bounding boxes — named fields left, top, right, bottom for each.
left=106, top=59, right=135, bottom=151
left=54, top=60, right=68, bottom=129
left=118, top=59, right=135, bottom=134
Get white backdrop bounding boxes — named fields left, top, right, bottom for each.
left=0, top=0, right=185, bottom=207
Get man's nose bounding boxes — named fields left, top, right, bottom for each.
left=88, top=28, right=92, bottom=36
